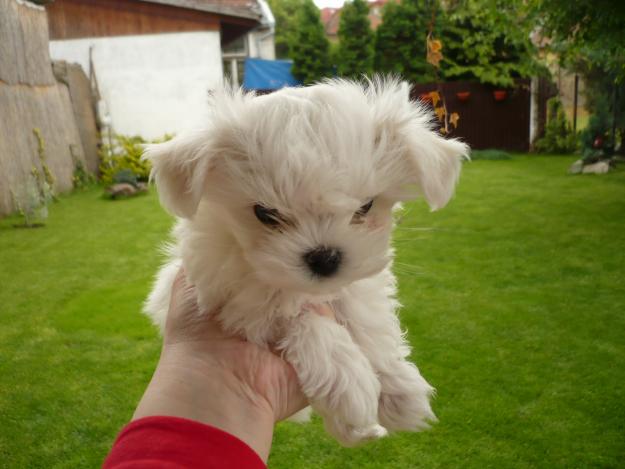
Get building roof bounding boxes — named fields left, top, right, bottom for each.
left=320, top=7, right=339, bottom=24
left=321, top=0, right=392, bottom=37
left=321, top=7, right=341, bottom=36
left=139, top=0, right=263, bottom=21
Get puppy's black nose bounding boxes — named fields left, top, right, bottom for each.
left=304, top=247, right=342, bottom=277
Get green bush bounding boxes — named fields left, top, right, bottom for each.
left=441, top=0, right=538, bottom=88
left=10, top=128, right=56, bottom=227
left=99, top=134, right=172, bottom=185
left=470, top=149, right=512, bottom=160
left=72, top=159, right=95, bottom=190
left=580, top=93, right=613, bottom=159
left=534, top=97, right=577, bottom=154
left=11, top=168, right=54, bottom=227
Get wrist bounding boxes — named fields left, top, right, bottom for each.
left=133, top=344, right=275, bottom=462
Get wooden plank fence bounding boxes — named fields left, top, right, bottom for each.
left=410, top=80, right=532, bottom=152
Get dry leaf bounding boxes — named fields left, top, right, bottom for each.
left=426, top=36, right=444, bottom=68
left=429, top=91, right=441, bottom=107
left=449, top=112, right=460, bottom=128
left=440, top=127, right=448, bottom=134
left=434, top=106, right=446, bottom=122
left=427, top=50, right=443, bottom=68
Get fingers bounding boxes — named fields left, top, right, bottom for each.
left=165, top=268, right=221, bottom=343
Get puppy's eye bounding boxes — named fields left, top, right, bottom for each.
left=356, top=199, right=374, bottom=216
left=253, top=204, right=282, bottom=227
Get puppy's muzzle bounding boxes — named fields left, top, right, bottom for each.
left=304, top=246, right=342, bottom=278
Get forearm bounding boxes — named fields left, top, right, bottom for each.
left=132, top=346, right=275, bottom=462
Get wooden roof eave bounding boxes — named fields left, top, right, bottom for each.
left=138, top=0, right=262, bottom=21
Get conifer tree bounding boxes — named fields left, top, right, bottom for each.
left=337, top=0, right=374, bottom=78
left=374, top=0, right=439, bottom=83
left=266, top=0, right=306, bottom=59
left=374, top=0, right=438, bottom=83
left=291, top=0, right=332, bottom=84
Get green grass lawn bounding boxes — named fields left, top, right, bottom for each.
left=1, top=155, right=624, bottom=468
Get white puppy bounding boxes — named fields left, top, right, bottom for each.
left=144, top=78, right=468, bottom=446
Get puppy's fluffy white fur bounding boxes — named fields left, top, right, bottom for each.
left=144, top=78, right=468, bottom=446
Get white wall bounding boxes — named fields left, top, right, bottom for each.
left=248, top=29, right=276, bottom=60
left=254, top=0, right=276, bottom=60
left=50, top=32, right=222, bottom=139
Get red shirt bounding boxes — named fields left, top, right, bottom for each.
left=103, top=416, right=266, bottom=468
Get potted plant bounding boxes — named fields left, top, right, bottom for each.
left=419, top=92, right=433, bottom=104
left=493, top=90, right=507, bottom=101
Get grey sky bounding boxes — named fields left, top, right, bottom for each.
left=313, top=0, right=345, bottom=8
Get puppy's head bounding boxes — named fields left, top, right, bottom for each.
left=145, top=78, right=468, bottom=294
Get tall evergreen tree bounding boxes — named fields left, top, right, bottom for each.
left=291, top=0, right=332, bottom=84
left=337, top=0, right=374, bottom=78
left=266, top=0, right=306, bottom=59
left=374, top=0, right=439, bottom=83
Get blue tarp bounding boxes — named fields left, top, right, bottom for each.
left=243, top=58, right=301, bottom=90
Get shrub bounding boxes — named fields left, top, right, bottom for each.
left=534, top=97, right=577, bottom=154
left=99, top=134, right=172, bottom=185
left=32, top=128, right=56, bottom=197
left=10, top=128, right=56, bottom=227
left=441, top=0, right=537, bottom=88
left=580, top=93, right=613, bottom=160
left=470, top=149, right=512, bottom=160
left=11, top=168, right=53, bottom=227
left=72, top=159, right=95, bottom=190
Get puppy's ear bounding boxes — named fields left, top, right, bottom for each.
left=369, top=78, right=469, bottom=210
left=403, top=129, right=468, bottom=211
left=143, top=131, right=216, bottom=218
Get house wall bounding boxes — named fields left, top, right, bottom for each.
left=46, top=0, right=220, bottom=39
left=248, top=29, right=276, bottom=60
left=47, top=0, right=227, bottom=139
left=50, top=32, right=223, bottom=139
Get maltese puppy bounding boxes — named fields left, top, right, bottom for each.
left=144, top=78, right=468, bottom=446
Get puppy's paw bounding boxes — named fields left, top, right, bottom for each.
left=378, top=364, right=437, bottom=432
left=353, top=423, right=388, bottom=441
left=312, top=364, right=383, bottom=446
left=325, top=420, right=388, bottom=447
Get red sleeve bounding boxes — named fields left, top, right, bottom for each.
left=102, top=416, right=266, bottom=469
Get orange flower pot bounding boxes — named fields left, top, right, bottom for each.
left=493, top=90, right=507, bottom=101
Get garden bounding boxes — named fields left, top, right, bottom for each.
left=1, top=154, right=624, bottom=467
left=2, top=0, right=624, bottom=467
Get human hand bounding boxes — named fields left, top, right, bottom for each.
left=133, top=268, right=332, bottom=461
left=162, top=268, right=309, bottom=422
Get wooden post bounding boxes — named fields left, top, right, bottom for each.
left=573, top=74, right=579, bottom=133
left=612, top=83, right=618, bottom=150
